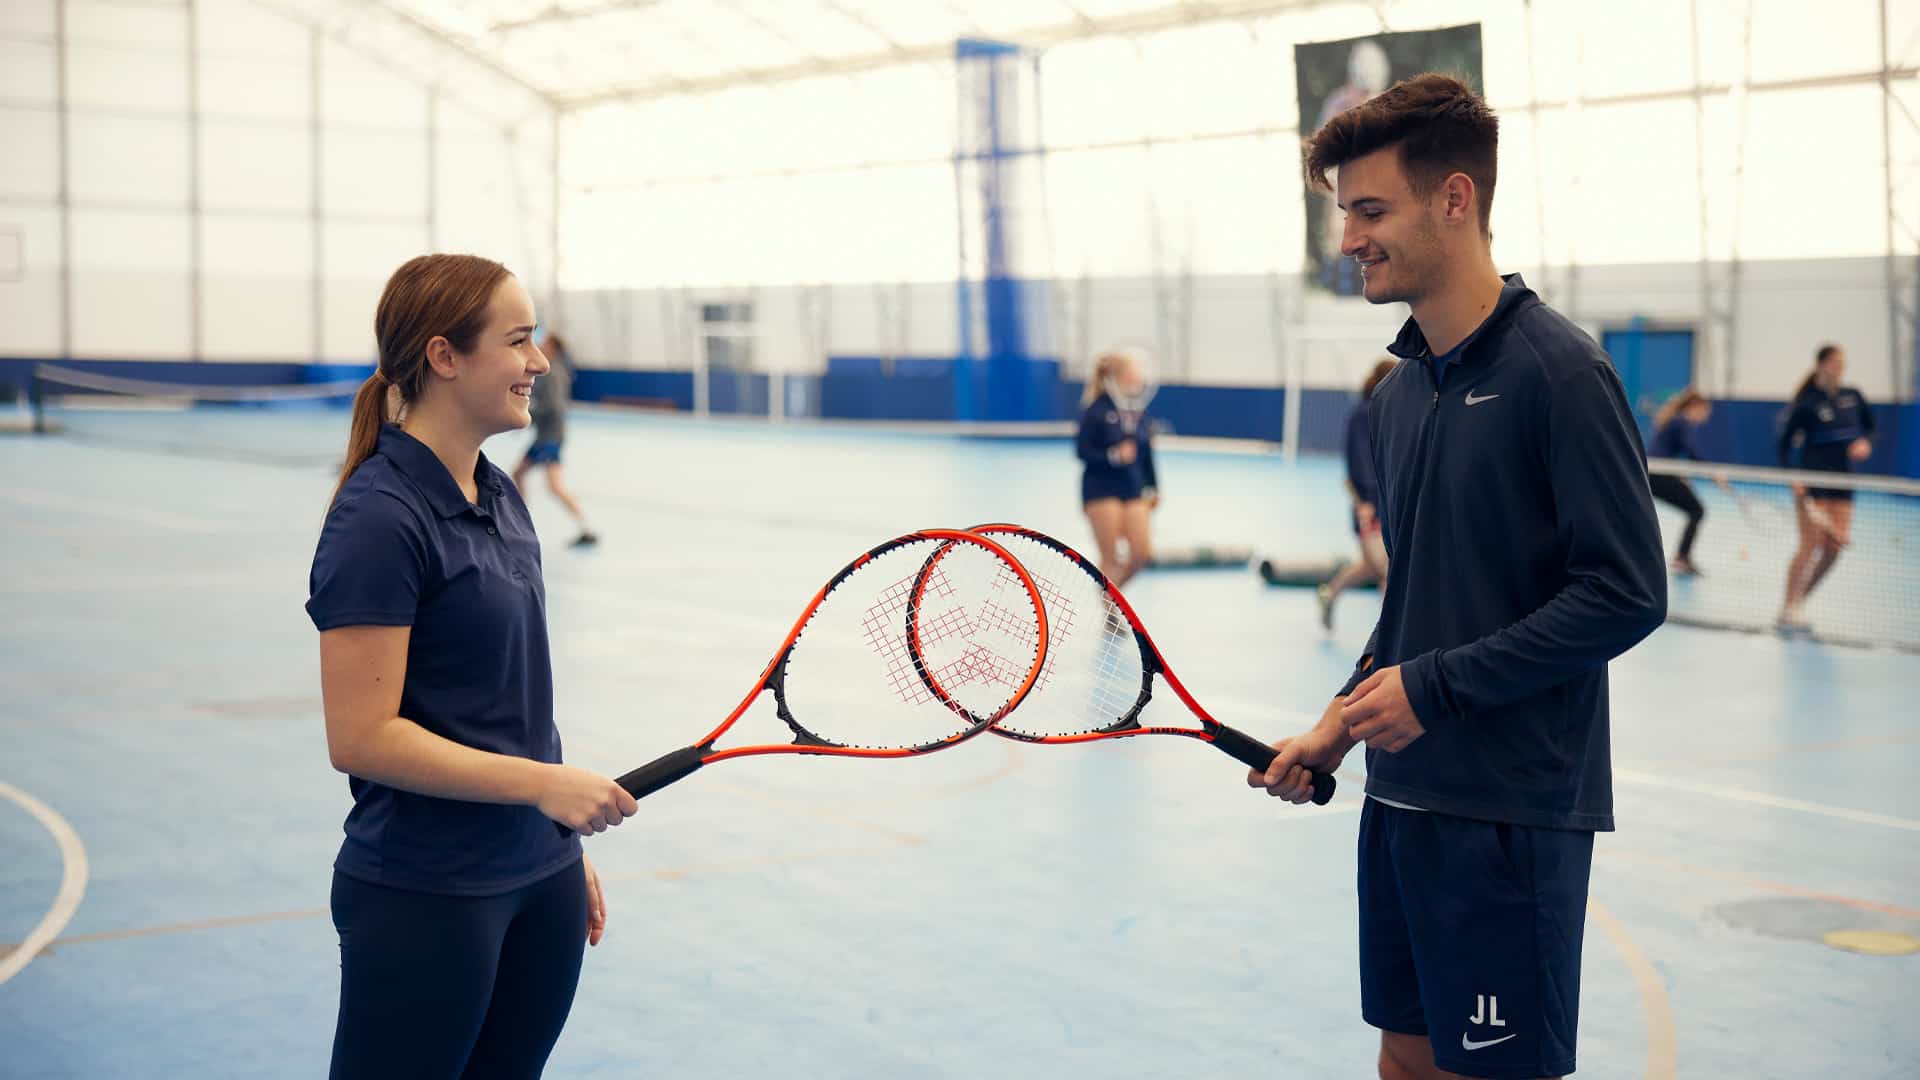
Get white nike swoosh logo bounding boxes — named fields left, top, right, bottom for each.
left=1464, top=391, right=1500, bottom=405
left=1461, top=1033, right=1518, bottom=1051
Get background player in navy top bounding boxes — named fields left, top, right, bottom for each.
left=512, top=330, right=599, bottom=548
left=1075, top=348, right=1159, bottom=587
left=1775, top=343, right=1875, bottom=632
left=1318, top=358, right=1395, bottom=630
left=308, top=254, right=639, bottom=1078
left=1250, top=76, right=1666, bottom=1080
left=1646, top=388, right=1731, bottom=576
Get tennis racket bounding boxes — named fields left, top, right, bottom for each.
left=568, top=530, right=1049, bottom=828
left=926, top=523, right=1336, bottom=804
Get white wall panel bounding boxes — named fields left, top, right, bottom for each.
left=69, top=210, right=190, bottom=357
left=0, top=108, right=61, bottom=201
left=323, top=129, right=428, bottom=219
left=201, top=121, right=311, bottom=213
left=68, top=111, right=189, bottom=207
left=0, top=207, right=64, bottom=357
left=0, top=40, right=59, bottom=104
left=66, top=44, right=188, bottom=112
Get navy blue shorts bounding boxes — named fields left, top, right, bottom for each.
left=522, top=440, right=562, bottom=466
left=1081, top=471, right=1145, bottom=504
left=1358, top=799, right=1594, bottom=1079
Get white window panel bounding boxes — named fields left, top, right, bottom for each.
left=1069, top=0, right=1177, bottom=17
left=199, top=55, right=311, bottom=121
left=1736, top=84, right=1887, bottom=260
left=954, top=0, right=1078, bottom=38
left=0, top=108, right=60, bottom=201
left=0, top=206, right=63, bottom=357
left=198, top=0, right=311, bottom=62
left=435, top=133, right=521, bottom=255
left=1134, top=23, right=1288, bottom=139
left=723, top=0, right=890, bottom=58
left=1, top=0, right=55, bottom=38
left=1476, top=0, right=1534, bottom=109
left=202, top=121, right=312, bottom=214
left=70, top=210, right=190, bottom=357
left=1489, top=108, right=1544, bottom=271
left=1892, top=80, right=1919, bottom=257
left=1041, top=37, right=1153, bottom=148
left=1565, top=0, right=1693, bottom=99
left=322, top=129, right=428, bottom=219
left=1560, top=100, right=1702, bottom=266
left=65, top=0, right=186, bottom=50
left=1045, top=145, right=1154, bottom=276
left=1748, top=0, right=1881, bottom=83
left=202, top=214, right=312, bottom=276
left=201, top=217, right=313, bottom=359
left=66, top=43, right=189, bottom=112
left=69, top=111, right=190, bottom=207
left=647, top=0, right=804, bottom=72
left=1, top=40, right=57, bottom=104
left=1896, top=0, right=1920, bottom=69
left=322, top=42, right=427, bottom=130
left=321, top=222, right=429, bottom=361
left=821, top=1, right=974, bottom=50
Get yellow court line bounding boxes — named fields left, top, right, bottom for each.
left=1588, top=899, right=1678, bottom=1080
left=0, top=782, right=89, bottom=984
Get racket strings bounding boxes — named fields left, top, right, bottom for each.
left=783, top=539, right=1042, bottom=749
left=978, top=540, right=1150, bottom=738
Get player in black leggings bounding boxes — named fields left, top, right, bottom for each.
left=1645, top=388, right=1729, bottom=576
left=309, top=255, right=638, bottom=1078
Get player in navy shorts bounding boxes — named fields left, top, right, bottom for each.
left=1253, top=75, right=1666, bottom=1080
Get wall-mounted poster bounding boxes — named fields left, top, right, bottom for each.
left=1295, top=25, right=1484, bottom=296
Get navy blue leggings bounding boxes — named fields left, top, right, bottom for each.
left=329, top=859, right=588, bottom=1079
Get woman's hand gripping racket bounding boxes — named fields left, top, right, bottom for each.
left=562, top=530, right=1049, bottom=833
left=928, top=524, right=1335, bottom=804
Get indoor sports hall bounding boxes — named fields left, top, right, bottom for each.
left=3, top=2, right=1916, bottom=1078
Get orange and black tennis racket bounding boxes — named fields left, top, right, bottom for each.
left=572, top=530, right=1048, bottom=827
left=934, top=523, right=1335, bottom=804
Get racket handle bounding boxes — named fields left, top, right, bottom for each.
left=553, top=746, right=707, bottom=837
left=1211, top=724, right=1337, bottom=806
left=618, top=745, right=707, bottom=799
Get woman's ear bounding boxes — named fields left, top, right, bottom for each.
left=424, top=335, right=458, bottom=380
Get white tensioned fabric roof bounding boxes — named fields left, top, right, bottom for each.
left=338, top=0, right=1336, bottom=107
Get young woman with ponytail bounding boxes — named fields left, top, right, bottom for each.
left=1775, top=343, right=1875, bottom=632
left=307, top=254, right=637, bottom=1078
left=1075, top=347, right=1159, bottom=587
left=1647, top=387, right=1729, bottom=576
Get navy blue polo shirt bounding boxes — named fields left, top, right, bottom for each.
left=307, top=424, right=579, bottom=895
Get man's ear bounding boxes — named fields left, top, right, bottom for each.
left=424, top=335, right=458, bottom=379
left=1442, top=172, right=1477, bottom=228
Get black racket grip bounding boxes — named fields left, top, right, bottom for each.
left=554, top=746, right=706, bottom=837
left=1211, top=724, right=1337, bottom=806
left=618, top=745, right=707, bottom=799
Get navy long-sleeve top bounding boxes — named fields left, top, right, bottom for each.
left=1777, top=384, right=1874, bottom=473
left=1076, top=392, right=1157, bottom=502
left=1647, top=415, right=1703, bottom=460
left=1340, top=274, right=1668, bottom=831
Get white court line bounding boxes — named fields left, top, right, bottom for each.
left=0, top=782, right=89, bottom=985
left=1616, top=768, right=1920, bottom=832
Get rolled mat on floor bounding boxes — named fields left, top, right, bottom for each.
left=1145, top=546, right=1256, bottom=570
left=1256, top=556, right=1381, bottom=589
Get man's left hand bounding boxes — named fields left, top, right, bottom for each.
left=1340, top=665, right=1426, bottom=753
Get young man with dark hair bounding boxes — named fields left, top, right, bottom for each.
left=1251, top=73, right=1667, bottom=1080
